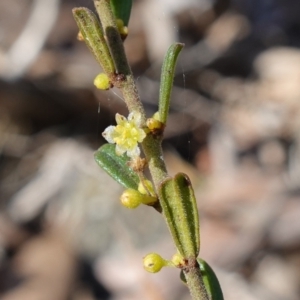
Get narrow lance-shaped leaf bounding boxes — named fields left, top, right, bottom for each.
left=158, top=173, right=200, bottom=258
left=94, top=0, right=129, bottom=75
left=180, top=258, right=224, bottom=300
left=158, top=43, right=184, bottom=124
left=72, top=7, right=115, bottom=75
left=110, top=0, right=132, bottom=26
left=94, top=144, right=139, bottom=189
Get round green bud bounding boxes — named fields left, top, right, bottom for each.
left=143, top=253, right=166, bottom=273
left=94, top=73, right=111, bottom=90
left=120, top=189, right=143, bottom=209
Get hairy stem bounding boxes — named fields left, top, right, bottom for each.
left=142, top=135, right=168, bottom=187
left=184, top=260, right=210, bottom=300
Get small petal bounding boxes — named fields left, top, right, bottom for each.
left=127, top=146, right=140, bottom=158
left=116, top=113, right=126, bottom=125
left=102, top=126, right=116, bottom=143
left=127, top=112, right=134, bottom=121
left=115, top=144, right=127, bottom=156
left=137, top=130, right=146, bottom=142
left=129, top=111, right=142, bottom=126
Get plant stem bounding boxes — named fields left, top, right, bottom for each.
left=93, top=2, right=208, bottom=299
left=142, top=135, right=168, bottom=187
left=184, top=259, right=210, bottom=300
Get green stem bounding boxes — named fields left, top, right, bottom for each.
left=184, top=259, right=210, bottom=300
left=142, top=135, right=168, bottom=187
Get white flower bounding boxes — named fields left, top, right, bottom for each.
left=102, top=112, right=146, bottom=157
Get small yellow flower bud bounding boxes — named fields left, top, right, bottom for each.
left=94, top=73, right=111, bottom=90
left=153, top=112, right=161, bottom=121
left=77, top=31, right=84, bottom=41
left=138, top=180, right=155, bottom=196
left=146, top=112, right=164, bottom=135
left=120, top=189, right=143, bottom=209
left=146, top=118, right=163, bottom=131
left=116, top=19, right=128, bottom=40
left=140, top=195, right=157, bottom=205
left=116, top=19, right=124, bottom=31
left=143, top=253, right=167, bottom=273
left=171, top=253, right=185, bottom=267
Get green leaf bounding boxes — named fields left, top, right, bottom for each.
left=158, top=173, right=200, bottom=258
left=110, top=0, right=132, bottom=26
left=94, top=0, right=131, bottom=75
left=159, top=43, right=184, bottom=124
left=180, top=258, right=224, bottom=300
left=72, top=7, right=115, bottom=75
left=94, top=144, right=139, bottom=189
left=199, top=259, right=224, bottom=300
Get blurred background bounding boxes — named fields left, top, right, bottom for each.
left=1, top=0, right=300, bottom=299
